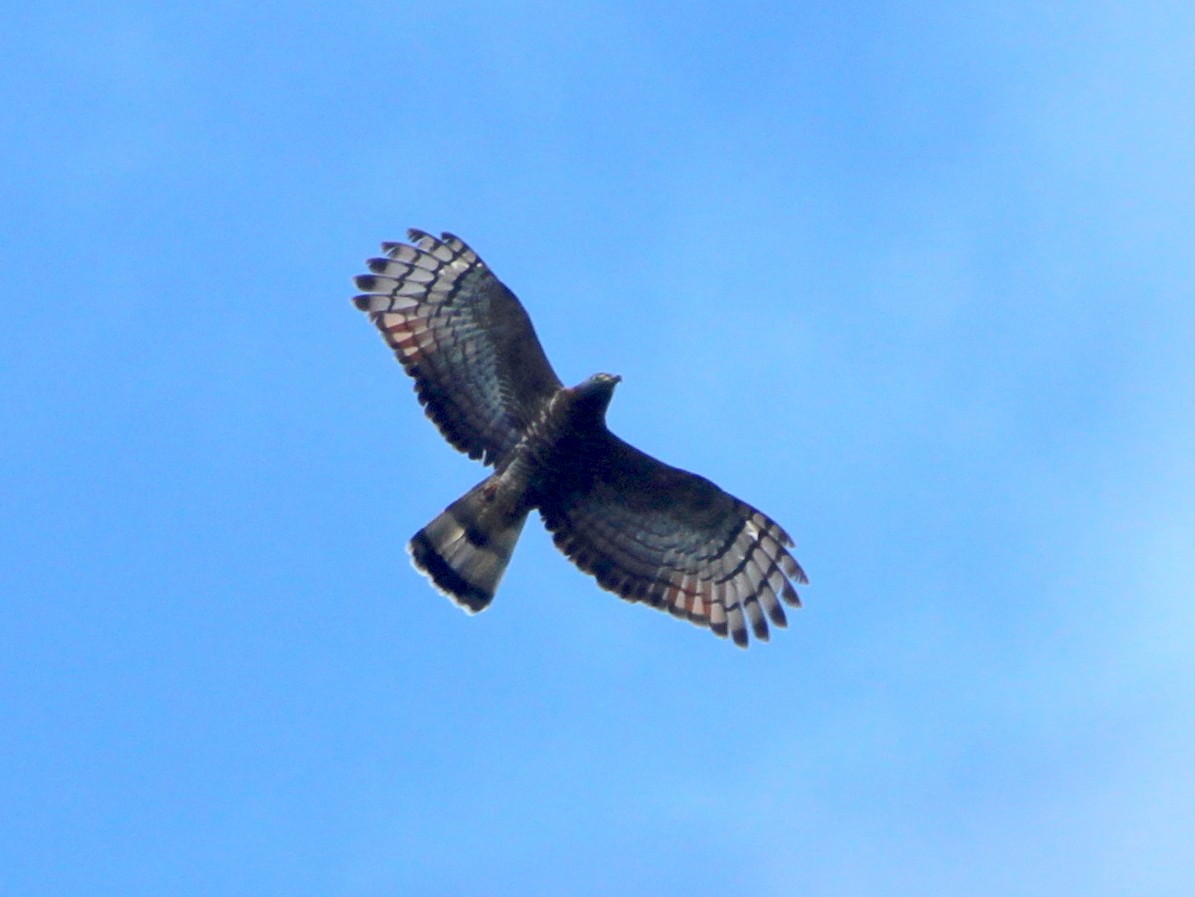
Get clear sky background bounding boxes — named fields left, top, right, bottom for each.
left=3, top=2, right=1193, bottom=895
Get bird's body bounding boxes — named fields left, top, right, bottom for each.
left=407, top=376, right=618, bottom=613
left=354, top=230, right=806, bottom=646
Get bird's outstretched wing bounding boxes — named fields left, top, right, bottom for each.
left=353, top=230, right=563, bottom=466
left=538, top=434, right=807, bottom=647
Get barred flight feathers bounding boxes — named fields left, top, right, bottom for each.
left=537, top=434, right=806, bottom=647
left=353, top=230, right=562, bottom=467
left=353, top=231, right=807, bottom=647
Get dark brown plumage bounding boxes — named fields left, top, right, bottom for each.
left=353, top=230, right=807, bottom=646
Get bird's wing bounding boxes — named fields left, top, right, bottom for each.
left=538, top=434, right=807, bottom=647
left=354, top=230, right=563, bottom=466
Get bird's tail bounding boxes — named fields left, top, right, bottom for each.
left=408, top=477, right=529, bottom=613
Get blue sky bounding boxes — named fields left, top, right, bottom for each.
left=3, top=1, right=1193, bottom=894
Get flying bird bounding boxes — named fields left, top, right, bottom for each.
left=353, top=230, right=807, bottom=646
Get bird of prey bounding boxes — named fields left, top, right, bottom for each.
left=352, top=230, right=807, bottom=646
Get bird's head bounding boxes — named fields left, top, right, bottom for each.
left=586, top=372, right=622, bottom=389
left=571, top=372, right=622, bottom=419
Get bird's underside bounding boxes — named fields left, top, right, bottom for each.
left=353, top=229, right=807, bottom=647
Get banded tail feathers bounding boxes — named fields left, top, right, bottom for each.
left=408, top=477, right=530, bottom=613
